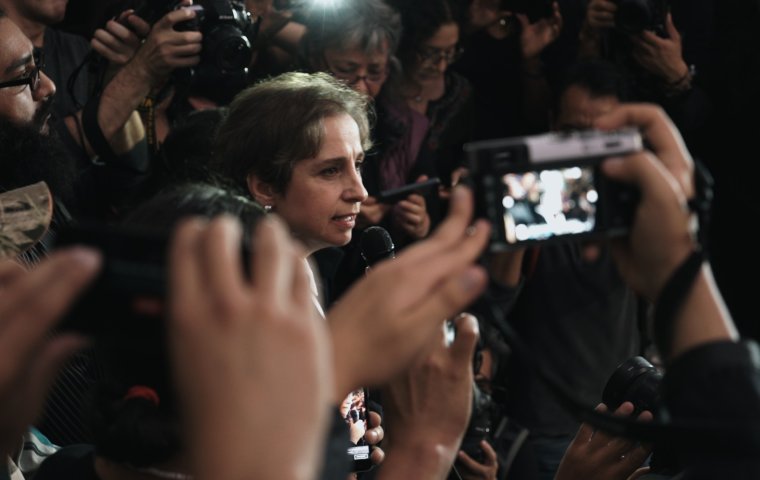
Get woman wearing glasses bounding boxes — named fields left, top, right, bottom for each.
left=386, top=0, right=474, bottom=197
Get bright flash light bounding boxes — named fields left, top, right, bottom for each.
left=309, top=0, right=344, bottom=8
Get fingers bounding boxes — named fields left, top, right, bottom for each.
left=20, top=334, right=88, bottom=424
left=169, top=219, right=207, bottom=330
left=252, top=217, right=294, bottom=314
left=593, top=104, right=693, bottom=195
left=364, top=411, right=384, bottom=444
left=156, top=6, right=199, bottom=30
left=449, top=313, right=480, bottom=368
left=480, top=439, right=498, bottom=464
left=407, top=266, right=488, bottom=330
left=126, top=14, right=152, bottom=37
left=0, top=260, right=26, bottom=287
left=1, top=248, right=101, bottom=361
left=199, top=217, right=246, bottom=317
left=370, top=446, right=385, bottom=465
left=456, top=450, right=488, bottom=473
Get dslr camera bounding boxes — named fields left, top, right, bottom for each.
left=136, top=0, right=260, bottom=103
left=465, top=129, right=642, bottom=251
left=614, top=0, right=669, bottom=36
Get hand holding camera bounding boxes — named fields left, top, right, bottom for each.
left=130, top=2, right=203, bottom=86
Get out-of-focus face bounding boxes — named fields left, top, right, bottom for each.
left=259, top=114, right=368, bottom=254
left=412, top=21, right=460, bottom=84
left=322, top=40, right=390, bottom=99
left=12, top=0, right=68, bottom=25
left=0, top=18, right=56, bottom=133
left=553, top=85, right=620, bottom=131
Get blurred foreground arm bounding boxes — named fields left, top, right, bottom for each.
left=379, top=314, right=480, bottom=480
left=169, top=217, right=332, bottom=480
left=0, top=251, right=99, bottom=459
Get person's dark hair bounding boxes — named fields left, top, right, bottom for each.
left=214, top=71, right=373, bottom=195
left=91, top=184, right=264, bottom=467
left=300, top=0, right=402, bottom=61
left=385, top=0, right=464, bottom=70
left=0, top=7, right=5, bottom=17
left=551, top=60, right=631, bottom=119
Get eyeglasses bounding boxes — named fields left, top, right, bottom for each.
left=323, top=55, right=389, bottom=86
left=417, top=46, right=464, bottom=66
left=0, top=50, right=45, bottom=92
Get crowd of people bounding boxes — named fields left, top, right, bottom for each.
left=0, top=0, right=758, bottom=479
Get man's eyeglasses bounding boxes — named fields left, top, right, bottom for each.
left=417, top=46, right=464, bottom=66
left=323, top=56, right=389, bottom=86
left=0, top=50, right=45, bottom=92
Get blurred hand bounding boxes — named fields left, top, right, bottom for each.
left=555, top=402, right=653, bottom=480
left=91, top=10, right=151, bottom=66
left=0, top=251, right=99, bottom=458
left=585, top=0, right=617, bottom=30
left=130, top=2, right=203, bottom=86
left=518, top=2, right=563, bottom=60
left=631, top=14, right=689, bottom=84
left=457, top=440, right=499, bottom=480
left=380, top=314, right=480, bottom=479
left=358, top=196, right=390, bottom=228
left=169, top=216, right=332, bottom=480
left=393, top=176, right=432, bottom=239
left=593, top=104, right=695, bottom=299
left=328, top=187, right=489, bottom=397
left=366, top=411, right=386, bottom=466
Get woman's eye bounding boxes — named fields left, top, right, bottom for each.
left=321, top=167, right=339, bottom=176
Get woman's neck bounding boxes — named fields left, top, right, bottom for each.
left=402, top=76, right=446, bottom=114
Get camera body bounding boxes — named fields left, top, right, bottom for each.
left=614, top=0, right=669, bottom=36
left=465, top=129, right=642, bottom=251
left=137, top=0, right=259, bottom=103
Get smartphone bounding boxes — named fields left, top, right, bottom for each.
left=377, top=177, right=441, bottom=204
left=341, top=387, right=372, bottom=472
left=466, top=129, right=643, bottom=251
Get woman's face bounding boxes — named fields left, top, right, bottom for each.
left=270, top=114, right=368, bottom=253
left=322, top=40, right=391, bottom=99
left=412, top=22, right=460, bottom=84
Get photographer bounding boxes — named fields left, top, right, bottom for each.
left=577, top=0, right=713, bottom=157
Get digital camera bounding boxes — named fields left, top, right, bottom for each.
left=465, top=129, right=643, bottom=251
left=136, top=0, right=259, bottom=103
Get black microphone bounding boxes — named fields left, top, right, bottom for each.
left=360, top=226, right=395, bottom=269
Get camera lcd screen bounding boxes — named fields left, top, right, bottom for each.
left=501, top=165, right=597, bottom=243
left=341, top=388, right=370, bottom=464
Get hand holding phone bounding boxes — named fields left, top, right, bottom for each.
left=377, top=177, right=441, bottom=204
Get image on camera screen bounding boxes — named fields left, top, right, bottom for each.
left=341, top=388, right=370, bottom=460
left=501, top=166, right=597, bottom=243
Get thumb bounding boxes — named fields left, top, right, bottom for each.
left=666, top=12, right=678, bottom=39
left=450, top=313, right=479, bottom=367
left=416, top=175, right=429, bottom=183
left=515, top=13, right=530, bottom=28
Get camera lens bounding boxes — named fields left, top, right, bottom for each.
left=602, top=356, right=663, bottom=415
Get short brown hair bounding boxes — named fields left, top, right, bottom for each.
left=214, top=72, right=373, bottom=194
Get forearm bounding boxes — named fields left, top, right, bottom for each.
left=667, top=264, right=738, bottom=361
left=98, top=60, right=156, bottom=141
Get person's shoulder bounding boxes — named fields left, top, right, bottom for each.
left=34, top=444, right=98, bottom=480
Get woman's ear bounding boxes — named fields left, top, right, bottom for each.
left=247, top=174, right=277, bottom=208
